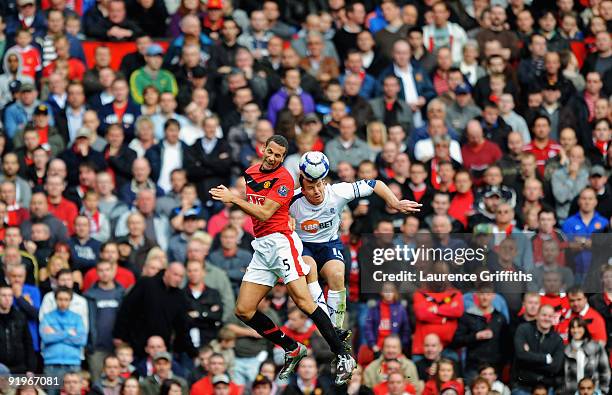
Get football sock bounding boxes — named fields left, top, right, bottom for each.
left=308, top=281, right=331, bottom=320
left=327, top=289, right=346, bottom=329
left=308, top=306, right=345, bottom=354
left=244, top=311, right=297, bottom=352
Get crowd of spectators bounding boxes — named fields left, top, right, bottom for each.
left=1, top=0, right=612, bottom=394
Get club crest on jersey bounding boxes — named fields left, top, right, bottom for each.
left=263, top=180, right=271, bottom=189
left=277, top=185, right=288, bottom=197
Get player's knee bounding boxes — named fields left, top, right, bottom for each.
left=328, top=270, right=345, bottom=290
left=293, top=293, right=316, bottom=313
left=234, top=305, right=253, bottom=322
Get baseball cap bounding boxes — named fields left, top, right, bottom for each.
left=34, top=104, right=49, bottom=116
left=75, top=127, right=92, bottom=139
left=473, top=224, right=492, bottom=236
left=0, top=363, right=9, bottom=375
left=9, top=80, right=21, bottom=94
left=590, top=165, right=607, bottom=177
left=301, top=113, right=320, bottom=125
left=211, top=374, right=230, bottom=386
left=252, top=375, right=272, bottom=389
left=206, top=0, right=223, bottom=9
left=483, top=186, right=503, bottom=199
left=153, top=352, right=172, bottom=362
left=455, top=83, right=471, bottom=95
left=18, top=0, right=35, bottom=6
left=19, top=82, right=36, bottom=93
left=183, top=207, right=202, bottom=220
left=145, top=44, right=164, bottom=57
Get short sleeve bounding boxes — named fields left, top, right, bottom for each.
left=266, top=172, right=294, bottom=205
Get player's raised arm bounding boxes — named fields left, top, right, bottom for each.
left=210, top=185, right=281, bottom=221
left=370, top=179, right=422, bottom=213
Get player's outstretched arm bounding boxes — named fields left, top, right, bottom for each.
left=372, top=180, right=422, bottom=213
left=210, top=185, right=281, bottom=221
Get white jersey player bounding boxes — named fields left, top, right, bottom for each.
left=290, top=174, right=421, bottom=338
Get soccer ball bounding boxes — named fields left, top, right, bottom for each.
left=299, top=151, right=330, bottom=180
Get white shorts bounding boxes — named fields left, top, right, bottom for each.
left=243, top=231, right=311, bottom=287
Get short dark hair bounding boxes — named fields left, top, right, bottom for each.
left=265, top=135, right=289, bottom=153
left=55, top=286, right=73, bottom=300
left=57, top=268, right=73, bottom=279
left=538, top=208, right=556, bottom=220
left=164, top=118, right=181, bottom=131
left=408, top=26, right=423, bottom=36
left=482, top=100, right=499, bottom=110
left=281, top=67, right=300, bottom=79
left=531, top=114, right=551, bottom=127
left=79, top=161, right=98, bottom=172
left=567, top=285, right=585, bottom=297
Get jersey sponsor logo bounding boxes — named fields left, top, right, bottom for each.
left=277, top=185, right=288, bottom=197
left=247, top=193, right=265, bottom=205
left=300, top=219, right=334, bottom=233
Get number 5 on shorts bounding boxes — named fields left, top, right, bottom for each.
left=283, top=258, right=290, bottom=271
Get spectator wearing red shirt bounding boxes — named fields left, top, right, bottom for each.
left=556, top=286, right=607, bottom=344
left=449, top=170, right=474, bottom=229
left=280, top=307, right=318, bottom=349
left=531, top=209, right=567, bottom=266
left=364, top=283, right=411, bottom=355
left=373, top=364, right=417, bottom=395
left=42, top=35, right=86, bottom=81
left=539, top=270, right=570, bottom=327
left=8, top=29, right=42, bottom=80
left=589, top=265, right=612, bottom=359
left=207, top=206, right=254, bottom=239
left=45, top=175, right=78, bottom=235
left=0, top=181, right=30, bottom=226
left=523, top=115, right=562, bottom=177
left=82, top=242, right=135, bottom=292
left=422, top=359, right=465, bottom=395
left=412, top=262, right=464, bottom=356
left=461, top=120, right=503, bottom=186
left=0, top=201, right=7, bottom=240
left=431, top=47, right=452, bottom=96
left=190, top=353, right=242, bottom=395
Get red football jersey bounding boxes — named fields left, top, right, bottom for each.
left=244, top=164, right=294, bottom=238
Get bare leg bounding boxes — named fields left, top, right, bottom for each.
left=235, top=281, right=272, bottom=321
left=235, top=281, right=298, bottom=352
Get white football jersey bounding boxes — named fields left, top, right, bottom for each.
left=290, top=180, right=376, bottom=243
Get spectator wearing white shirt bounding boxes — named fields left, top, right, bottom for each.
left=39, top=268, right=89, bottom=333
left=414, top=119, right=463, bottom=163
left=150, top=93, right=189, bottom=140
left=145, top=119, right=189, bottom=194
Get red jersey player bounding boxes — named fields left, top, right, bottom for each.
left=210, top=135, right=356, bottom=385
